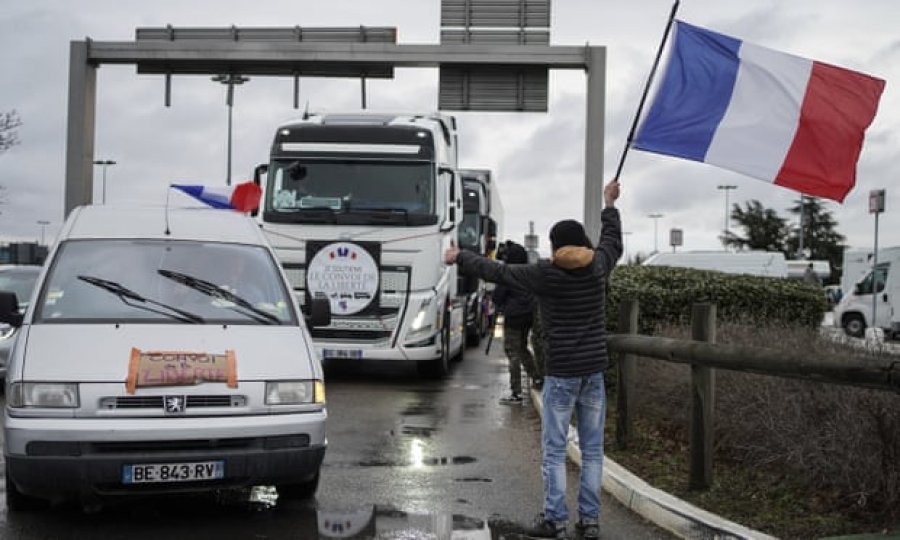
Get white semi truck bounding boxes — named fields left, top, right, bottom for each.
left=457, top=169, right=503, bottom=347
left=254, top=112, right=466, bottom=378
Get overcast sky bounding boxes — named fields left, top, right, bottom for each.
left=1, top=0, right=897, bottom=259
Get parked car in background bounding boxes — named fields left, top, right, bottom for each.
left=0, top=265, right=42, bottom=380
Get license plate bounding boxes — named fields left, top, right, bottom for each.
left=123, top=460, right=225, bottom=484
left=323, top=348, right=362, bottom=359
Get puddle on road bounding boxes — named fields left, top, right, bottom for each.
left=309, top=503, right=530, bottom=539
left=356, top=455, right=478, bottom=468
left=0, top=492, right=534, bottom=540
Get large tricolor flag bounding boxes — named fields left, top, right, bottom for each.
left=171, top=181, right=262, bottom=212
left=633, top=20, right=885, bottom=203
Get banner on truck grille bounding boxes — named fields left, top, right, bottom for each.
left=305, top=241, right=381, bottom=316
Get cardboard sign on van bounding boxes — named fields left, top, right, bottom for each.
left=126, top=348, right=237, bottom=394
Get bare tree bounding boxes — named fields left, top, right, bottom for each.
left=0, top=109, right=22, bottom=154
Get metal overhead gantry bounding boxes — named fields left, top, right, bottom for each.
left=65, top=1, right=606, bottom=236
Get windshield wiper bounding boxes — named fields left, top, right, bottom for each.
left=77, top=275, right=204, bottom=323
left=157, top=269, right=280, bottom=325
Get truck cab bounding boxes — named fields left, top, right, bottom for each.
left=256, top=112, right=466, bottom=378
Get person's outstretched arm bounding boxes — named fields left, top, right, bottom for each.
left=595, top=180, right=624, bottom=276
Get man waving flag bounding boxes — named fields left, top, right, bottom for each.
left=632, top=20, right=885, bottom=203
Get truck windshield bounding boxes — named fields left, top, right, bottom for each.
left=265, top=159, right=436, bottom=226
left=34, top=240, right=296, bottom=325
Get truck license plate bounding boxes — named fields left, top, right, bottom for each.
left=323, top=348, right=362, bottom=359
left=123, top=460, right=224, bottom=484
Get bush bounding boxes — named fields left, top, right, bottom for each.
left=607, top=265, right=827, bottom=334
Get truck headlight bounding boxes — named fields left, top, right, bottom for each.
left=406, top=295, right=436, bottom=341
left=8, top=382, right=80, bottom=408
left=265, top=380, right=325, bottom=405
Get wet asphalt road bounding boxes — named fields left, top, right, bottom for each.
left=0, top=338, right=676, bottom=539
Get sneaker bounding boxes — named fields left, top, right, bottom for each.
left=499, top=393, right=523, bottom=404
left=525, top=513, right=568, bottom=539
left=575, top=517, right=599, bottom=540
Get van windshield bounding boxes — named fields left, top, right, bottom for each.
left=35, top=240, right=296, bottom=325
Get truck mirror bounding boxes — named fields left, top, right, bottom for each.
left=251, top=164, right=269, bottom=217
left=486, top=219, right=498, bottom=251
left=304, top=294, right=331, bottom=328
left=0, top=291, right=23, bottom=327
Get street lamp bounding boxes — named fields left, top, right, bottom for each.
left=648, top=213, right=664, bottom=254
left=717, top=184, right=737, bottom=246
left=623, top=231, right=633, bottom=263
left=92, top=159, right=116, bottom=204
left=37, top=220, right=50, bottom=245
left=212, top=74, right=250, bottom=186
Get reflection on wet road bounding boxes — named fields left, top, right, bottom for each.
left=0, top=343, right=676, bottom=539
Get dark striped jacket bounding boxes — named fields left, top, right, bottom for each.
left=455, top=208, right=622, bottom=377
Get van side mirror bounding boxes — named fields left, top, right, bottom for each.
left=0, top=291, right=23, bottom=327
left=304, top=295, right=331, bottom=328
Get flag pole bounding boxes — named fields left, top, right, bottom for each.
left=613, top=0, right=680, bottom=182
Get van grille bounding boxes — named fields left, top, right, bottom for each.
left=100, top=395, right=246, bottom=410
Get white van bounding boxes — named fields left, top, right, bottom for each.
left=0, top=205, right=331, bottom=510
left=833, top=259, right=900, bottom=339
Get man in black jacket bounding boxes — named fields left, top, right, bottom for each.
left=491, top=241, right=538, bottom=403
left=444, top=180, right=621, bottom=540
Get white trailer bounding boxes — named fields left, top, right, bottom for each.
left=254, top=112, right=466, bottom=378
left=457, top=168, right=503, bottom=346
left=642, top=250, right=788, bottom=278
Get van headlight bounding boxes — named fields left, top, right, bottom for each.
left=265, top=380, right=325, bottom=405
left=8, top=382, right=80, bottom=408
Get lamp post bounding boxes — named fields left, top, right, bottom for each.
left=92, top=159, right=116, bottom=204
left=869, top=189, right=885, bottom=335
left=212, top=74, right=250, bottom=186
left=623, top=231, right=632, bottom=263
left=648, top=213, right=663, bottom=254
left=37, top=220, right=50, bottom=245
left=717, top=184, right=737, bottom=246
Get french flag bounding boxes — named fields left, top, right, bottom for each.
left=633, top=20, right=885, bottom=203
left=171, top=181, right=262, bottom=212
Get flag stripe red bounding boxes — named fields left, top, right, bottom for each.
left=775, top=61, right=886, bottom=202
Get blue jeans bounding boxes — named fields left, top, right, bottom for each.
left=541, top=372, right=607, bottom=523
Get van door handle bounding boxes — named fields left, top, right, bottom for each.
left=883, top=293, right=889, bottom=302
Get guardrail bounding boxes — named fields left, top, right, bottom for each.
left=608, top=299, right=900, bottom=489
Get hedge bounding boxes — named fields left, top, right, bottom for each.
left=606, top=265, right=827, bottom=334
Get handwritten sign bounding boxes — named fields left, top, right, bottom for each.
left=126, top=348, right=237, bottom=394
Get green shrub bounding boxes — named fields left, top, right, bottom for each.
left=607, top=265, right=827, bottom=334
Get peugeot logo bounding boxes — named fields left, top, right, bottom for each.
left=165, top=395, right=187, bottom=414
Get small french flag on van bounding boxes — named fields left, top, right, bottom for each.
left=170, top=181, right=262, bottom=213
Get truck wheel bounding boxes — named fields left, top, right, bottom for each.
left=5, top=467, right=46, bottom=512
left=452, top=327, right=466, bottom=363
left=466, top=321, right=481, bottom=347
left=417, top=310, right=451, bottom=379
left=842, top=314, right=866, bottom=338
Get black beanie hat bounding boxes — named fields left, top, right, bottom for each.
left=503, top=241, right=528, bottom=264
left=550, top=219, right=591, bottom=251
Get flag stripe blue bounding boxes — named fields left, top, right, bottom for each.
left=633, top=21, right=742, bottom=161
